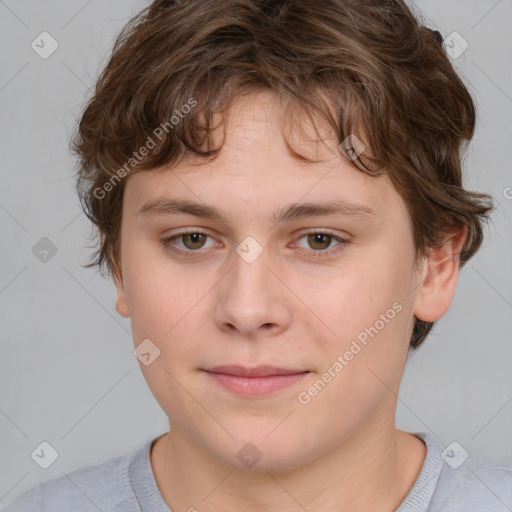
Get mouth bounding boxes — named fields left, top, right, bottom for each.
left=201, top=365, right=311, bottom=397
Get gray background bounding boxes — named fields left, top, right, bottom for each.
left=1, top=0, right=511, bottom=506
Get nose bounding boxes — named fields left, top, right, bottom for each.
left=213, top=240, right=292, bottom=339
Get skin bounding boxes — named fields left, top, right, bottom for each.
left=113, top=90, right=466, bottom=511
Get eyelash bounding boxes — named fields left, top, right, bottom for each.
left=161, top=229, right=350, bottom=260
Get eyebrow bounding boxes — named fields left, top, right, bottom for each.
left=137, top=197, right=378, bottom=224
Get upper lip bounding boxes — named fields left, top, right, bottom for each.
left=203, top=365, right=309, bottom=377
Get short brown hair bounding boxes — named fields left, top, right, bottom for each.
left=72, top=0, right=494, bottom=348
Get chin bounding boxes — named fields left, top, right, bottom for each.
left=205, top=427, right=317, bottom=473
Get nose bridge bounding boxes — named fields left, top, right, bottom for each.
left=213, top=234, right=290, bottom=336
left=229, top=234, right=276, bottom=304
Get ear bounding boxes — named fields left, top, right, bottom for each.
left=112, top=264, right=130, bottom=318
left=413, top=224, right=467, bottom=322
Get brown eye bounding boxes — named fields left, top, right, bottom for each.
left=306, top=233, right=333, bottom=251
left=181, top=232, right=208, bottom=250
left=162, top=230, right=217, bottom=257
left=294, top=231, right=350, bottom=260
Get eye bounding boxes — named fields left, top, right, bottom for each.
left=162, top=229, right=217, bottom=255
left=161, top=229, right=350, bottom=259
left=293, top=230, right=349, bottom=259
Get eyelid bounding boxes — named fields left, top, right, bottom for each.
left=291, top=229, right=349, bottom=255
left=163, top=227, right=348, bottom=241
left=163, top=228, right=220, bottom=250
left=297, top=228, right=348, bottom=238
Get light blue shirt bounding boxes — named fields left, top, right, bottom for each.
left=3, top=432, right=512, bottom=511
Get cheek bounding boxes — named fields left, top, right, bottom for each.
left=304, top=252, right=413, bottom=376
left=125, top=260, right=218, bottom=410
left=294, top=270, right=410, bottom=436
left=126, top=264, right=209, bottom=418
left=302, top=262, right=397, bottom=340
left=122, top=238, right=202, bottom=338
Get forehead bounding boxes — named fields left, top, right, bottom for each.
left=123, top=90, right=403, bottom=225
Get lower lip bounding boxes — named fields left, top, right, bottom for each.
left=204, top=371, right=310, bottom=397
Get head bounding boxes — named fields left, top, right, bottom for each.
left=72, top=0, right=494, bottom=469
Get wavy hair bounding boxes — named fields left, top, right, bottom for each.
left=71, top=0, right=494, bottom=348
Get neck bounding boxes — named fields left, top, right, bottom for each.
left=150, top=421, right=426, bottom=512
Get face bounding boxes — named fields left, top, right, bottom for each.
left=113, top=90, right=442, bottom=471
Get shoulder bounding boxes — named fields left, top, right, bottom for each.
left=430, top=441, right=512, bottom=511
left=2, top=442, right=149, bottom=512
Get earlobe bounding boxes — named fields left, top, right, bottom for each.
left=413, top=225, right=467, bottom=323
left=113, top=265, right=131, bottom=318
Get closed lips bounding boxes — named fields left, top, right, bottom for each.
left=203, top=365, right=309, bottom=377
